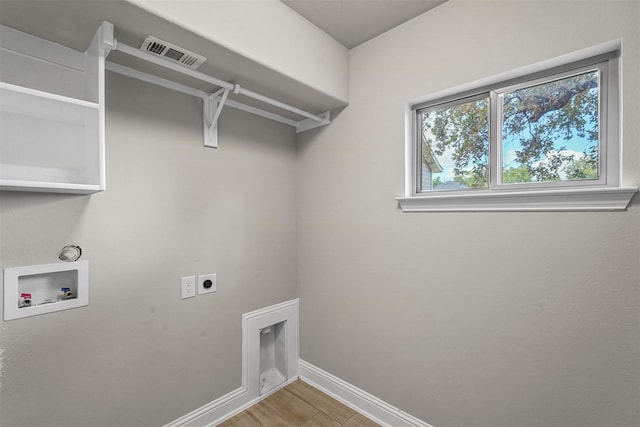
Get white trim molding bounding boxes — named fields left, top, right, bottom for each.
left=165, top=376, right=300, bottom=427
left=164, top=386, right=249, bottom=427
left=298, top=360, right=433, bottom=427
left=397, top=186, right=638, bottom=212
left=166, top=299, right=432, bottom=426
left=242, top=298, right=299, bottom=397
left=166, top=354, right=433, bottom=427
left=164, top=299, right=299, bottom=427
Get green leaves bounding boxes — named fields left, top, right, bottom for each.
left=502, top=70, right=599, bottom=183
left=422, top=97, right=489, bottom=189
left=421, top=70, right=600, bottom=189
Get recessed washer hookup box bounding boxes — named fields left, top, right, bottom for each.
left=4, top=261, right=88, bottom=321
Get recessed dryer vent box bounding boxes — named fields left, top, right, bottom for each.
left=259, top=320, right=287, bottom=395
left=4, top=261, right=88, bottom=321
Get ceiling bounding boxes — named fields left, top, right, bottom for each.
left=0, top=0, right=448, bottom=117
left=0, top=0, right=344, bottom=115
left=281, top=0, right=447, bottom=48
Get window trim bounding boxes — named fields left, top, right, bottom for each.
left=399, top=41, right=637, bottom=212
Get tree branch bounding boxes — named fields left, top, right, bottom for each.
left=504, top=73, right=598, bottom=123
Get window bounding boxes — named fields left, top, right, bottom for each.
left=399, top=46, right=637, bottom=211
left=419, top=94, right=489, bottom=192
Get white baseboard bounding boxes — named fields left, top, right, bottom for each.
left=164, top=386, right=248, bottom=427
left=164, top=299, right=299, bottom=427
left=167, top=360, right=432, bottom=427
left=298, top=360, right=433, bottom=427
left=164, top=298, right=430, bottom=427
left=165, top=376, right=299, bottom=427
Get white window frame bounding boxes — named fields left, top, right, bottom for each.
left=398, top=41, right=637, bottom=212
left=492, top=63, right=610, bottom=190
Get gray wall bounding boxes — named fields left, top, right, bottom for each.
left=297, top=1, right=640, bottom=426
left=0, top=72, right=298, bottom=426
left=2, top=1, right=640, bottom=427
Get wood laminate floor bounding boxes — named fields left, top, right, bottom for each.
left=219, top=380, right=381, bottom=427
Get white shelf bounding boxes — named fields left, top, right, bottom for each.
left=0, top=83, right=101, bottom=190
left=0, top=179, right=103, bottom=194
left=0, top=23, right=113, bottom=194
left=1, top=82, right=100, bottom=109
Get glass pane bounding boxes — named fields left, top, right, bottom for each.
left=501, top=70, right=600, bottom=184
left=420, top=97, right=489, bottom=192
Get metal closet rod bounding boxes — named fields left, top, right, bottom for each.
left=112, top=40, right=326, bottom=123
left=105, top=62, right=300, bottom=128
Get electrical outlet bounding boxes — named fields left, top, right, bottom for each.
left=181, top=276, right=196, bottom=299
left=198, top=273, right=216, bottom=295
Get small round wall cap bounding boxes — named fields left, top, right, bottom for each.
left=58, top=245, right=82, bottom=262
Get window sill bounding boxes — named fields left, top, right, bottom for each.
left=396, top=186, right=638, bottom=212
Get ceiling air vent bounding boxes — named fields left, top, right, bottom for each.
left=140, top=36, right=206, bottom=70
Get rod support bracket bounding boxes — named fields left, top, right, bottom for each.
left=296, top=111, right=331, bottom=133
left=203, top=88, right=231, bottom=148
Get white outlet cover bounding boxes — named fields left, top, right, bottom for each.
left=181, top=276, right=196, bottom=299
left=198, top=273, right=216, bottom=295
